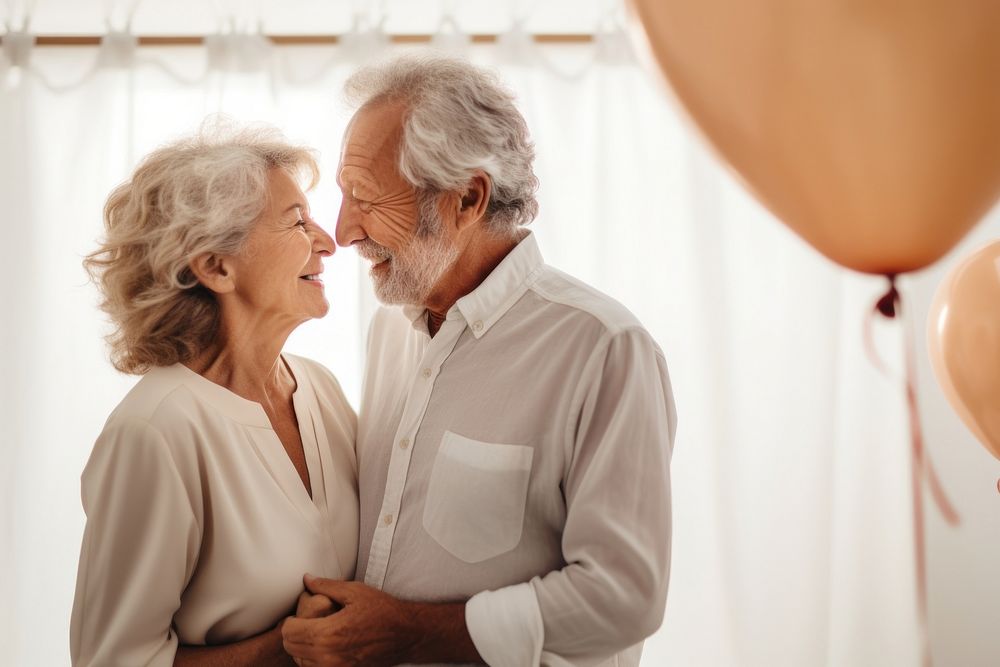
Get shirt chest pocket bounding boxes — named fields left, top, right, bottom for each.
left=422, top=431, right=534, bottom=564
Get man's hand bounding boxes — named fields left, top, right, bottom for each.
left=281, top=575, right=481, bottom=667
left=281, top=575, right=417, bottom=667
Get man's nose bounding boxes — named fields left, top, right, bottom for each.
left=335, top=198, right=365, bottom=247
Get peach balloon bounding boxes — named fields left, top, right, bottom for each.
left=627, top=0, right=1000, bottom=275
left=928, top=241, right=1000, bottom=460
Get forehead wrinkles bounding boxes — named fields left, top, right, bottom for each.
left=341, top=123, right=397, bottom=162
left=339, top=102, right=411, bottom=195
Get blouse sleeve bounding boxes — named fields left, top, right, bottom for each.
left=70, top=416, right=201, bottom=667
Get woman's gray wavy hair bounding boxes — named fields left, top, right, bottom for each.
left=84, top=121, right=319, bottom=375
left=344, top=53, right=539, bottom=238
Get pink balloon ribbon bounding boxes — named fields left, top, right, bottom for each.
left=865, top=276, right=960, bottom=667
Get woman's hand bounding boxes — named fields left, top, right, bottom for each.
left=295, top=590, right=338, bottom=619
left=174, top=623, right=295, bottom=666
left=173, top=589, right=335, bottom=666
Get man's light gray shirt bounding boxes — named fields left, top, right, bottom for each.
left=357, top=232, right=677, bottom=666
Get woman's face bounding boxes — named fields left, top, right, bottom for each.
left=229, top=168, right=335, bottom=328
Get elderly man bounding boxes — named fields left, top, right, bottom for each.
left=282, top=54, right=676, bottom=667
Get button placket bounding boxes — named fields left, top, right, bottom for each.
left=364, top=317, right=466, bottom=589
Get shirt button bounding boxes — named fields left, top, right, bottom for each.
left=472, top=320, right=483, bottom=332
left=399, top=437, right=410, bottom=450
left=421, top=368, right=432, bottom=378
left=383, top=513, right=394, bottom=526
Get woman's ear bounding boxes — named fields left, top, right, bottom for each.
left=189, top=253, right=236, bottom=294
left=455, top=170, right=492, bottom=231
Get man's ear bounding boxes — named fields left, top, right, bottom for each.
left=455, top=170, right=492, bottom=231
left=189, top=253, right=236, bottom=294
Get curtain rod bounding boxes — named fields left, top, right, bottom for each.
left=4, top=33, right=596, bottom=47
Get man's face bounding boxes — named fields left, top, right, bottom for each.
left=335, top=102, right=459, bottom=305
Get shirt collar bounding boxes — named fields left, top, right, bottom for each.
left=454, top=231, right=544, bottom=339
left=401, top=303, right=428, bottom=328
left=400, top=232, right=544, bottom=338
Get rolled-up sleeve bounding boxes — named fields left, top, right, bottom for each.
left=467, top=327, right=676, bottom=665
left=70, top=417, right=201, bottom=667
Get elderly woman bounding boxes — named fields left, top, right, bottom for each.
left=70, top=125, right=357, bottom=666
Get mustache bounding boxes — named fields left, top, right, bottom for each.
left=355, top=239, right=392, bottom=262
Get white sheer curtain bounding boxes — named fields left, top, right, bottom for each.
left=2, top=2, right=999, bottom=665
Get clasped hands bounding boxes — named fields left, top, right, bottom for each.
left=282, top=574, right=417, bottom=667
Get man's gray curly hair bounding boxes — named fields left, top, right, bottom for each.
left=344, top=53, right=539, bottom=238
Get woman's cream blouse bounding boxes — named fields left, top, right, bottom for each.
left=70, top=354, right=358, bottom=666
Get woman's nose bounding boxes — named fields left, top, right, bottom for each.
left=312, top=222, right=336, bottom=256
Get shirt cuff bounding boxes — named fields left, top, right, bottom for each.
left=465, top=580, right=544, bottom=667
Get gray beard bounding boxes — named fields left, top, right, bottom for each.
left=356, top=194, right=461, bottom=306
left=370, top=229, right=460, bottom=305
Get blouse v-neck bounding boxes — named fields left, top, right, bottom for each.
left=173, top=356, right=324, bottom=515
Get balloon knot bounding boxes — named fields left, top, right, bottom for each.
left=876, top=274, right=900, bottom=318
